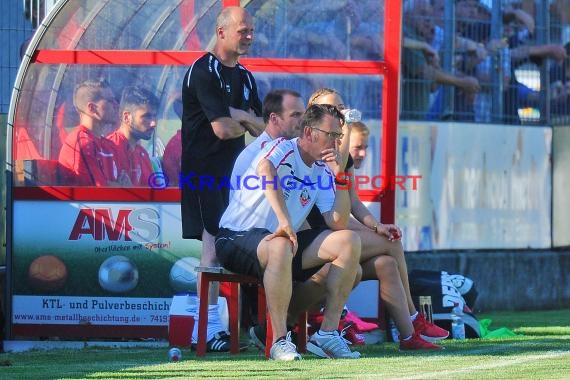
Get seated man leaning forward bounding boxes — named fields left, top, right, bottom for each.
left=216, top=104, right=362, bottom=361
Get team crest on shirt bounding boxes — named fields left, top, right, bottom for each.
left=299, top=188, right=311, bottom=207
left=243, top=85, right=250, bottom=101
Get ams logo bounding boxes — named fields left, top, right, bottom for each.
left=69, top=208, right=160, bottom=242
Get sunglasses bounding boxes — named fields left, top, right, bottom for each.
left=311, top=127, right=344, bottom=140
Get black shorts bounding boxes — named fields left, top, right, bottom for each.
left=215, top=227, right=327, bottom=282
left=306, top=205, right=327, bottom=229
left=181, top=176, right=229, bottom=239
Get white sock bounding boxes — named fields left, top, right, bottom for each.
left=317, top=329, right=336, bottom=336
left=314, top=329, right=336, bottom=344
left=410, top=311, right=419, bottom=322
left=191, top=302, right=227, bottom=343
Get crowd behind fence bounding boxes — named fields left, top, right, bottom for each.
left=401, top=0, right=570, bottom=126
left=2, top=0, right=570, bottom=125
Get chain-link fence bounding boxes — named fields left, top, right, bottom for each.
left=402, top=0, right=570, bottom=125
left=2, top=0, right=570, bottom=123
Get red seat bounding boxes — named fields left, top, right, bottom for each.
left=194, top=266, right=307, bottom=359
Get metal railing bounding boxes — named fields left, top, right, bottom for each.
left=401, top=0, right=570, bottom=125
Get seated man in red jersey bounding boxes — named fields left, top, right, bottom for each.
left=107, top=86, right=159, bottom=187
left=58, top=79, right=125, bottom=187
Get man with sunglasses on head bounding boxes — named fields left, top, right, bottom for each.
left=216, top=103, right=361, bottom=361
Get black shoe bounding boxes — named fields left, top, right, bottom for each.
left=191, top=331, right=231, bottom=352
left=249, top=324, right=266, bottom=351
left=207, top=331, right=231, bottom=352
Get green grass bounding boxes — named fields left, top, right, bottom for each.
left=1, top=309, right=569, bottom=380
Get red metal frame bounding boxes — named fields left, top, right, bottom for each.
left=20, top=49, right=390, bottom=204
left=33, top=51, right=384, bottom=74
left=381, top=0, right=402, bottom=224
left=23, top=54, right=394, bottom=202
left=14, top=186, right=180, bottom=202
left=23, top=2, right=401, bottom=208
left=14, top=1, right=402, bottom=330
left=13, top=187, right=380, bottom=203
left=378, top=0, right=402, bottom=325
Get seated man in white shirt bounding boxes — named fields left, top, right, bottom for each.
left=216, top=103, right=361, bottom=361
left=242, top=88, right=446, bottom=352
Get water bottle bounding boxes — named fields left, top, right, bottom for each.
left=341, top=108, right=362, bottom=123
left=168, top=347, right=182, bottom=362
left=451, top=303, right=466, bottom=340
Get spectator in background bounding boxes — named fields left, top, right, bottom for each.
left=454, top=0, right=512, bottom=122
left=180, top=6, right=264, bottom=352
left=502, top=1, right=567, bottom=123
left=252, top=1, right=357, bottom=104
left=549, top=0, right=570, bottom=44
left=348, top=1, right=384, bottom=60
left=548, top=41, right=570, bottom=118
left=401, top=0, right=481, bottom=120
left=58, top=79, right=126, bottom=187
left=278, top=0, right=355, bottom=60
left=107, top=86, right=158, bottom=187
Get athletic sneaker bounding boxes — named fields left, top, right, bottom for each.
left=413, top=313, right=449, bottom=342
left=204, top=331, right=230, bottom=352
left=399, top=330, right=443, bottom=351
left=307, top=330, right=361, bottom=359
left=249, top=323, right=301, bottom=350
left=344, top=310, right=380, bottom=332
left=341, top=322, right=366, bottom=346
left=270, top=332, right=302, bottom=361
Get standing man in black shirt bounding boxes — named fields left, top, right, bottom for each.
left=180, top=6, right=264, bottom=351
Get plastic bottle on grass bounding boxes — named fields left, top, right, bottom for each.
left=451, top=303, right=466, bottom=340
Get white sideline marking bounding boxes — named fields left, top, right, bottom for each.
left=396, top=350, right=570, bottom=380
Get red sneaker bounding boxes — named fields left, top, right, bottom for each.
left=344, top=310, right=380, bottom=332
left=341, top=322, right=366, bottom=346
left=413, top=313, right=449, bottom=342
left=399, top=331, right=444, bottom=351
left=307, top=311, right=325, bottom=337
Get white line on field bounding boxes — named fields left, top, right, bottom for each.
left=395, top=350, right=570, bottom=380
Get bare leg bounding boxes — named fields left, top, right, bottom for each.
left=257, top=237, right=294, bottom=344
left=287, top=265, right=362, bottom=326
left=288, top=272, right=327, bottom=325
left=350, top=218, right=417, bottom=314
left=197, top=229, right=219, bottom=305
left=360, top=254, right=414, bottom=338
left=302, top=230, right=361, bottom=332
